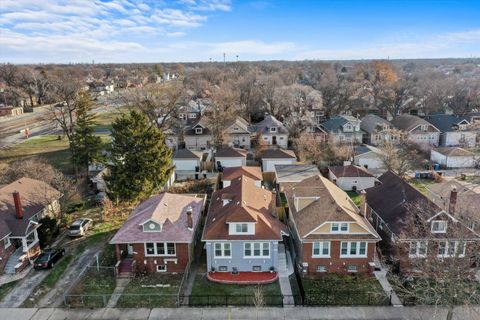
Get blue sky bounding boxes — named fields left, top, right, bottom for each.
left=1, top=0, right=479, bottom=63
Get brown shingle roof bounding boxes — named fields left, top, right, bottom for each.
left=222, top=166, right=262, bottom=181
left=433, top=147, right=474, bottom=157
left=284, top=175, right=379, bottom=240
left=215, top=147, right=247, bottom=158
left=329, top=165, right=374, bottom=178
left=260, top=149, right=296, bottom=159
left=203, top=175, right=287, bottom=240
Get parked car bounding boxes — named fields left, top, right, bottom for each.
left=33, top=248, right=65, bottom=270
left=68, top=218, right=93, bottom=237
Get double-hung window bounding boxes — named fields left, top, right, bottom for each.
left=331, top=223, right=349, bottom=233
left=312, top=241, right=330, bottom=257
left=340, top=242, right=368, bottom=257
left=214, top=243, right=231, bottom=258
left=244, top=242, right=270, bottom=258
left=145, top=242, right=176, bottom=256
left=409, top=241, right=428, bottom=258
left=431, top=220, right=447, bottom=233
left=235, top=223, right=248, bottom=233
left=438, top=241, right=466, bottom=258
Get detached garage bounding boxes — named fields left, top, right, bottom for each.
left=260, top=149, right=297, bottom=172
left=173, top=149, right=201, bottom=171
left=431, top=147, right=476, bottom=168
left=215, top=148, right=247, bottom=169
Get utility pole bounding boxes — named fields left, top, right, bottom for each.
left=223, top=53, right=226, bottom=67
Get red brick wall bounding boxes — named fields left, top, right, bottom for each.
left=131, top=242, right=191, bottom=273
left=302, top=241, right=375, bottom=275
left=0, top=239, right=16, bottom=274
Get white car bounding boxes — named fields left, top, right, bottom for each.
left=68, top=218, right=93, bottom=237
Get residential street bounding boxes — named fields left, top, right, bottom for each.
left=2, top=306, right=480, bottom=320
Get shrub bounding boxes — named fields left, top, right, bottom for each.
left=38, top=216, right=60, bottom=248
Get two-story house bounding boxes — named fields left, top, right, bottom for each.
left=223, top=117, right=252, bottom=149
left=366, top=171, right=479, bottom=273
left=391, top=115, right=440, bottom=150
left=319, top=116, right=363, bottom=144
left=183, top=118, right=213, bottom=151
left=425, top=114, right=477, bottom=148
left=177, top=100, right=204, bottom=125
left=110, top=193, right=206, bottom=276
left=283, top=175, right=380, bottom=275
left=360, top=114, right=400, bottom=146
left=202, top=175, right=288, bottom=283
left=0, top=178, right=61, bottom=274
left=252, top=115, right=289, bottom=148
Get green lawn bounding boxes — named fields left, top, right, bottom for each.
left=0, top=280, right=20, bottom=302
left=347, top=191, right=361, bottom=207
left=190, top=274, right=282, bottom=306
left=22, top=255, right=73, bottom=307
left=116, top=273, right=184, bottom=308
left=302, top=274, right=389, bottom=306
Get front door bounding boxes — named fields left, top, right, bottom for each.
left=127, top=244, right=134, bottom=256
left=272, top=136, right=277, bottom=145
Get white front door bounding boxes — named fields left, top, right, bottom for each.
left=127, top=244, right=133, bottom=255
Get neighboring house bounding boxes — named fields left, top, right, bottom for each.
left=365, top=171, right=479, bottom=273
left=426, top=179, right=480, bottom=234
left=0, top=178, right=61, bottom=274
left=391, top=115, right=440, bottom=149
left=253, top=115, right=289, bottom=148
left=319, top=116, right=363, bottom=144
left=110, top=193, right=206, bottom=276
left=215, top=147, right=247, bottom=169
left=173, top=149, right=201, bottom=171
left=274, top=164, right=320, bottom=188
left=223, top=117, right=252, bottom=149
left=353, top=144, right=385, bottom=170
left=425, top=114, right=477, bottom=148
left=430, top=147, right=477, bottom=168
left=0, top=106, right=24, bottom=118
left=222, top=166, right=262, bottom=188
left=202, top=175, right=288, bottom=282
left=184, top=118, right=213, bottom=151
left=164, top=127, right=180, bottom=150
left=283, top=175, right=380, bottom=275
left=360, top=114, right=399, bottom=146
left=328, top=165, right=376, bottom=191
left=260, top=149, right=297, bottom=172
left=177, top=100, right=204, bottom=125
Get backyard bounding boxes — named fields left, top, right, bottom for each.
left=407, top=178, right=439, bottom=195
left=116, top=273, right=184, bottom=308
left=347, top=191, right=362, bottom=207
left=190, top=274, right=283, bottom=306
left=301, top=274, right=390, bottom=306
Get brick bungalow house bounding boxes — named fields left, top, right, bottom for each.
left=365, top=171, right=480, bottom=273
left=110, top=193, right=206, bottom=276
left=0, top=178, right=61, bottom=274
left=282, top=175, right=380, bottom=275
left=202, top=175, right=288, bottom=283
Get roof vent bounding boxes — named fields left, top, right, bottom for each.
left=164, top=203, right=168, bottom=206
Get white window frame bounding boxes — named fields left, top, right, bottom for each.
left=438, top=241, right=466, bottom=258
left=195, top=127, right=203, bottom=134
left=347, top=265, right=358, bottom=273
left=431, top=220, right=447, bottom=233
left=3, top=237, right=11, bottom=249
left=340, top=241, right=368, bottom=258
left=270, top=127, right=277, bottom=132
left=188, top=113, right=196, bottom=119
left=214, top=242, right=231, bottom=258
left=144, top=242, right=176, bottom=257
left=331, top=222, right=349, bottom=233
left=156, top=265, right=167, bottom=272
left=312, top=241, right=330, bottom=258
left=244, top=242, right=270, bottom=258
left=408, top=241, right=428, bottom=258
left=235, top=223, right=248, bottom=233
left=316, top=265, right=327, bottom=273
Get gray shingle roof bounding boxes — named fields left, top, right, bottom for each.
left=275, top=165, right=320, bottom=183
left=391, top=115, right=438, bottom=132
left=320, top=115, right=360, bottom=133
left=425, top=114, right=470, bottom=132
left=360, top=114, right=393, bottom=134
left=173, top=149, right=200, bottom=159
left=253, top=115, right=288, bottom=134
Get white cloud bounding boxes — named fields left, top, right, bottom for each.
left=179, top=0, right=232, bottom=12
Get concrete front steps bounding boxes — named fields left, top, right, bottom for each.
left=4, top=247, right=24, bottom=274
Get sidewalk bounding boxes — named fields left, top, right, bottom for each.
left=2, top=306, right=479, bottom=320
left=373, top=270, right=403, bottom=307
left=277, top=243, right=294, bottom=306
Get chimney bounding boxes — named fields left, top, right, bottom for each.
left=359, top=190, right=367, bottom=217
left=449, top=186, right=458, bottom=216
left=13, top=191, right=23, bottom=219
left=186, top=206, right=193, bottom=231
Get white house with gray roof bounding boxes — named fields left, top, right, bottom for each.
left=319, top=116, right=363, bottom=144
left=391, top=114, right=440, bottom=150
left=425, top=114, right=477, bottom=148
left=253, top=115, right=289, bottom=148
left=360, top=114, right=399, bottom=146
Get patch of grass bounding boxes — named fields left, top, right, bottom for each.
left=0, top=280, right=20, bottom=301
left=67, top=266, right=116, bottom=307
left=22, top=255, right=73, bottom=307
left=117, top=273, right=183, bottom=308
left=347, top=191, right=361, bottom=207
left=190, top=274, right=282, bottom=306
left=302, top=274, right=389, bottom=306
left=408, top=178, right=438, bottom=195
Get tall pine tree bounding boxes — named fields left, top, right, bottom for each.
left=71, top=91, right=103, bottom=175
left=105, top=110, right=172, bottom=203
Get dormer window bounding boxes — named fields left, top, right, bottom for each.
left=142, top=220, right=161, bottom=232
left=331, top=222, right=349, bottom=233
left=420, top=124, right=428, bottom=132
left=195, top=127, right=203, bottom=134
left=431, top=220, right=447, bottom=233
left=236, top=223, right=248, bottom=233
left=229, top=222, right=254, bottom=235
left=188, top=113, right=196, bottom=118
left=270, top=127, right=277, bottom=132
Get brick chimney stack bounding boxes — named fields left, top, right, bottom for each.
left=186, top=206, right=193, bottom=231
left=449, top=186, right=458, bottom=216
left=13, top=191, right=23, bottom=219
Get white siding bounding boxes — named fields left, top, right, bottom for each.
left=262, top=158, right=296, bottom=172
left=216, top=157, right=246, bottom=168
left=173, top=159, right=199, bottom=171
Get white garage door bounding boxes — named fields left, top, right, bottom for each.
left=358, top=158, right=383, bottom=170
left=174, top=159, right=198, bottom=171
left=217, top=158, right=243, bottom=168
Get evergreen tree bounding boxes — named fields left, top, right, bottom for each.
left=71, top=91, right=103, bottom=175
left=105, top=110, right=172, bottom=203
